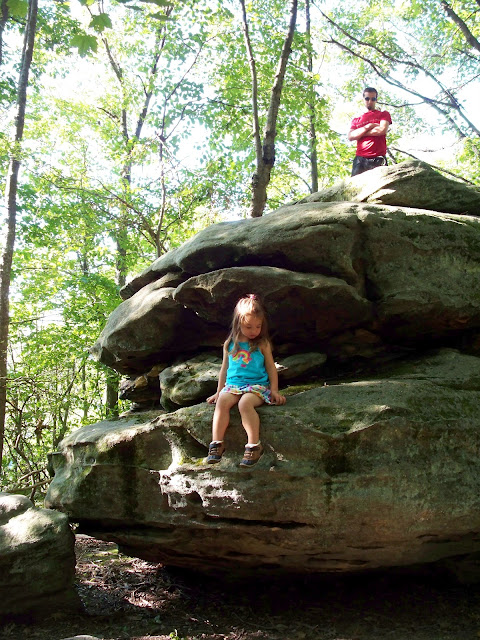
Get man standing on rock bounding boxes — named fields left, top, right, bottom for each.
left=348, top=87, right=392, bottom=177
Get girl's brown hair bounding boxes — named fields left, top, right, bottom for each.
left=227, top=294, right=270, bottom=354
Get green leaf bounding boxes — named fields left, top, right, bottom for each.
left=78, top=0, right=96, bottom=6
left=71, top=34, right=98, bottom=56
left=114, top=0, right=172, bottom=4
left=89, top=13, right=113, bottom=33
left=6, top=0, right=28, bottom=19
left=137, top=0, right=173, bottom=6
left=150, top=11, right=172, bottom=20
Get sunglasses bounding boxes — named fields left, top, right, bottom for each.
left=364, top=97, right=377, bottom=101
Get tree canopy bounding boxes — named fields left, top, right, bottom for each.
left=1, top=0, right=479, bottom=492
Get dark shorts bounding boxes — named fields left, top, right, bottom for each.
left=351, top=155, right=387, bottom=177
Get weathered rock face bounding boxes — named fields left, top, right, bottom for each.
left=91, top=166, right=480, bottom=386
left=0, top=493, right=80, bottom=618
left=47, top=160, right=480, bottom=575
left=119, top=364, right=164, bottom=408
left=159, top=353, right=222, bottom=410
left=117, top=160, right=480, bottom=303
left=90, top=283, right=224, bottom=373
left=293, top=159, right=480, bottom=215
left=46, top=350, right=480, bottom=574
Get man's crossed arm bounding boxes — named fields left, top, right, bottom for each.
left=348, top=119, right=390, bottom=141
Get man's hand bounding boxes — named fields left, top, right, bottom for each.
left=348, top=121, right=376, bottom=141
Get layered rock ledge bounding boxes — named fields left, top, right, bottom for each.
left=47, top=349, right=480, bottom=574
left=46, top=161, right=480, bottom=575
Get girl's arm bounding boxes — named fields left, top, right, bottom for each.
left=262, top=341, right=286, bottom=406
left=207, top=342, right=229, bottom=404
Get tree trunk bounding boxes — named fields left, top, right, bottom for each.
left=102, top=21, right=167, bottom=416
left=0, top=0, right=8, bottom=66
left=106, top=376, right=119, bottom=418
left=440, top=1, right=480, bottom=53
left=306, top=0, right=319, bottom=193
left=243, top=0, right=298, bottom=218
left=0, top=0, right=38, bottom=476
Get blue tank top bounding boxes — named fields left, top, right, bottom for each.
left=226, top=341, right=269, bottom=387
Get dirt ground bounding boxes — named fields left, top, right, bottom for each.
left=2, top=534, right=480, bottom=640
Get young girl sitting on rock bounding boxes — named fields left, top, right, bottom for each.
left=206, top=294, right=286, bottom=467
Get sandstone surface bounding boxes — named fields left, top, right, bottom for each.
left=48, top=160, right=480, bottom=575
left=0, top=493, right=80, bottom=618
left=293, top=159, right=480, bottom=215
left=92, top=202, right=480, bottom=381
left=119, top=160, right=480, bottom=301
left=47, top=350, right=480, bottom=574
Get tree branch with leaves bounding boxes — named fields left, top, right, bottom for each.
left=240, top=0, right=298, bottom=217
left=0, top=0, right=38, bottom=476
left=321, top=7, right=480, bottom=140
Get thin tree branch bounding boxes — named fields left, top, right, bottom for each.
left=326, top=36, right=470, bottom=139
left=321, top=10, right=480, bottom=138
left=135, top=12, right=172, bottom=140
left=320, top=7, right=455, bottom=107
left=7, top=478, right=50, bottom=493
left=239, top=0, right=262, bottom=168
left=390, top=146, right=478, bottom=185
left=440, top=0, right=480, bottom=53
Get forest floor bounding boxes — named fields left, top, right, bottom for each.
left=2, top=535, right=480, bottom=640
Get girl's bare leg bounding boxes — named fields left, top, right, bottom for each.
left=238, top=393, right=264, bottom=444
left=212, top=393, right=240, bottom=441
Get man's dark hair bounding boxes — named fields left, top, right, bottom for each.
left=363, top=87, right=378, bottom=98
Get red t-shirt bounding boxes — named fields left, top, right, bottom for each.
left=350, top=109, right=392, bottom=157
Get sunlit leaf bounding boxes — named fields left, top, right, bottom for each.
left=150, top=11, right=172, bottom=20
left=6, top=0, right=28, bottom=19
left=71, top=33, right=98, bottom=56
left=137, top=0, right=173, bottom=6
left=89, top=13, right=113, bottom=33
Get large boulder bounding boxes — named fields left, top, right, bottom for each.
left=90, top=284, right=224, bottom=373
left=119, top=160, right=480, bottom=301
left=158, top=350, right=330, bottom=409
left=49, top=160, right=480, bottom=576
left=92, top=203, right=480, bottom=377
left=174, top=265, right=373, bottom=341
left=293, top=159, right=480, bottom=215
left=120, top=352, right=330, bottom=410
left=46, top=349, right=480, bottom=574
left=0, top=493, right=80, bottom=618
left=159, top=353, right=222, bottom=409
